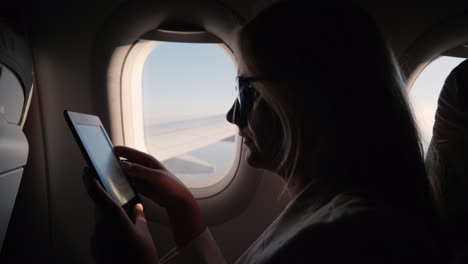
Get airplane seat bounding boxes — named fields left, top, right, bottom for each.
left=425, top=58, right=468, bottom=262
left=0, top=21, right=33, bottom=253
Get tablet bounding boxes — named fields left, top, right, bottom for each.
left=64, top=110, right=141, bottom=216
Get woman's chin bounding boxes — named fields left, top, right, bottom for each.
left=244, top=147, right=263, bottom=169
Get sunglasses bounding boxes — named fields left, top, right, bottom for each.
left=235, top=76, right=263, bottom=121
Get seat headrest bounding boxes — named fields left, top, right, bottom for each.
left=0, top=22, right=32, bottom=92
left=426, top=58, right=468, bottom=250
left=433, top=59, right=468, bottom=141
left=0, top=21, right=33, bottom=126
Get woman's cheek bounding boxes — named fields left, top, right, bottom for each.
left=246, top=99, right=283, bottom=171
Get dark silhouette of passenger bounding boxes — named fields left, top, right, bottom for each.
left=426, top=59, right=468, bottom=263
left=83, top=1, right=443, bottom=263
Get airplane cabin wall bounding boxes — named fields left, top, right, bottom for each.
left=359, top=1, right=468, bottom=61
left=2, top=0, right=126, bottom=263
left=0, top=3, right=49, bottom=263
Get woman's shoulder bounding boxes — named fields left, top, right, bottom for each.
left=308, top=192, right=435, bottom=242
left=282, top=192, right=442, bottom=263
left=237, top=192, right=442, bottom=264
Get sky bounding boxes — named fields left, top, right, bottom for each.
left=142, top=42, right=237, bottom=126
left=409, top=56, right=466, bottom=152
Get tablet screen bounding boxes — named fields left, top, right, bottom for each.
left=76, top=124, right=135, bottom=206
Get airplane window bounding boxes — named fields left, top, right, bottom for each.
left=141, top=42, right=238, bottom=188
left=409, top=56, right=466, bottom=154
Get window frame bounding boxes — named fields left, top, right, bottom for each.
left=120, top=36, right=242, bottom=199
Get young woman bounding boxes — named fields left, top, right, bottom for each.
left=84, top=1, right=442, bottom=263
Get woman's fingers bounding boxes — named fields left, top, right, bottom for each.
left=114, top=146, right=165, bottom=169
left=83, top=168, right=160, bottom=264
left=130, top=178, right=158, bottom=199
left=134, top=203, right=147, bottom=229
left=122, top=161, right=158, bottom=181
left=123, top=161, right=179, bottom=183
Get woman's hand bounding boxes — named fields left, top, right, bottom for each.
left=83, top=168, right=159, bottom=264
left=115, top=146, right=193, bottom=209
left=114, top=146, right=206, bottom=248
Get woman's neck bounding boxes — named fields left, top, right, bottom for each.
left=281, top=163, right=339, bottom=200
left=278, top=166, right=311, bottom=199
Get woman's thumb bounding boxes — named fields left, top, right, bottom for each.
left=122, top=161, right=154, bottom=181
left=133, top=203, right=148, bottom=227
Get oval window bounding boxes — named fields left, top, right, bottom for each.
left=141, top=42, right=238, bottom=189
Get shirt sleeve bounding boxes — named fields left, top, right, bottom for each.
left=160, top=228, right=227, bottom=264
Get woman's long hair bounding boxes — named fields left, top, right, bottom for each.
left=238, top=1, right=436, bottom=224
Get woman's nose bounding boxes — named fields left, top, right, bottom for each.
left=226, top=100, right=242, bottom=126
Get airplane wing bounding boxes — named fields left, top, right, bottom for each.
left=144, top=114, right=237, bottom=162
